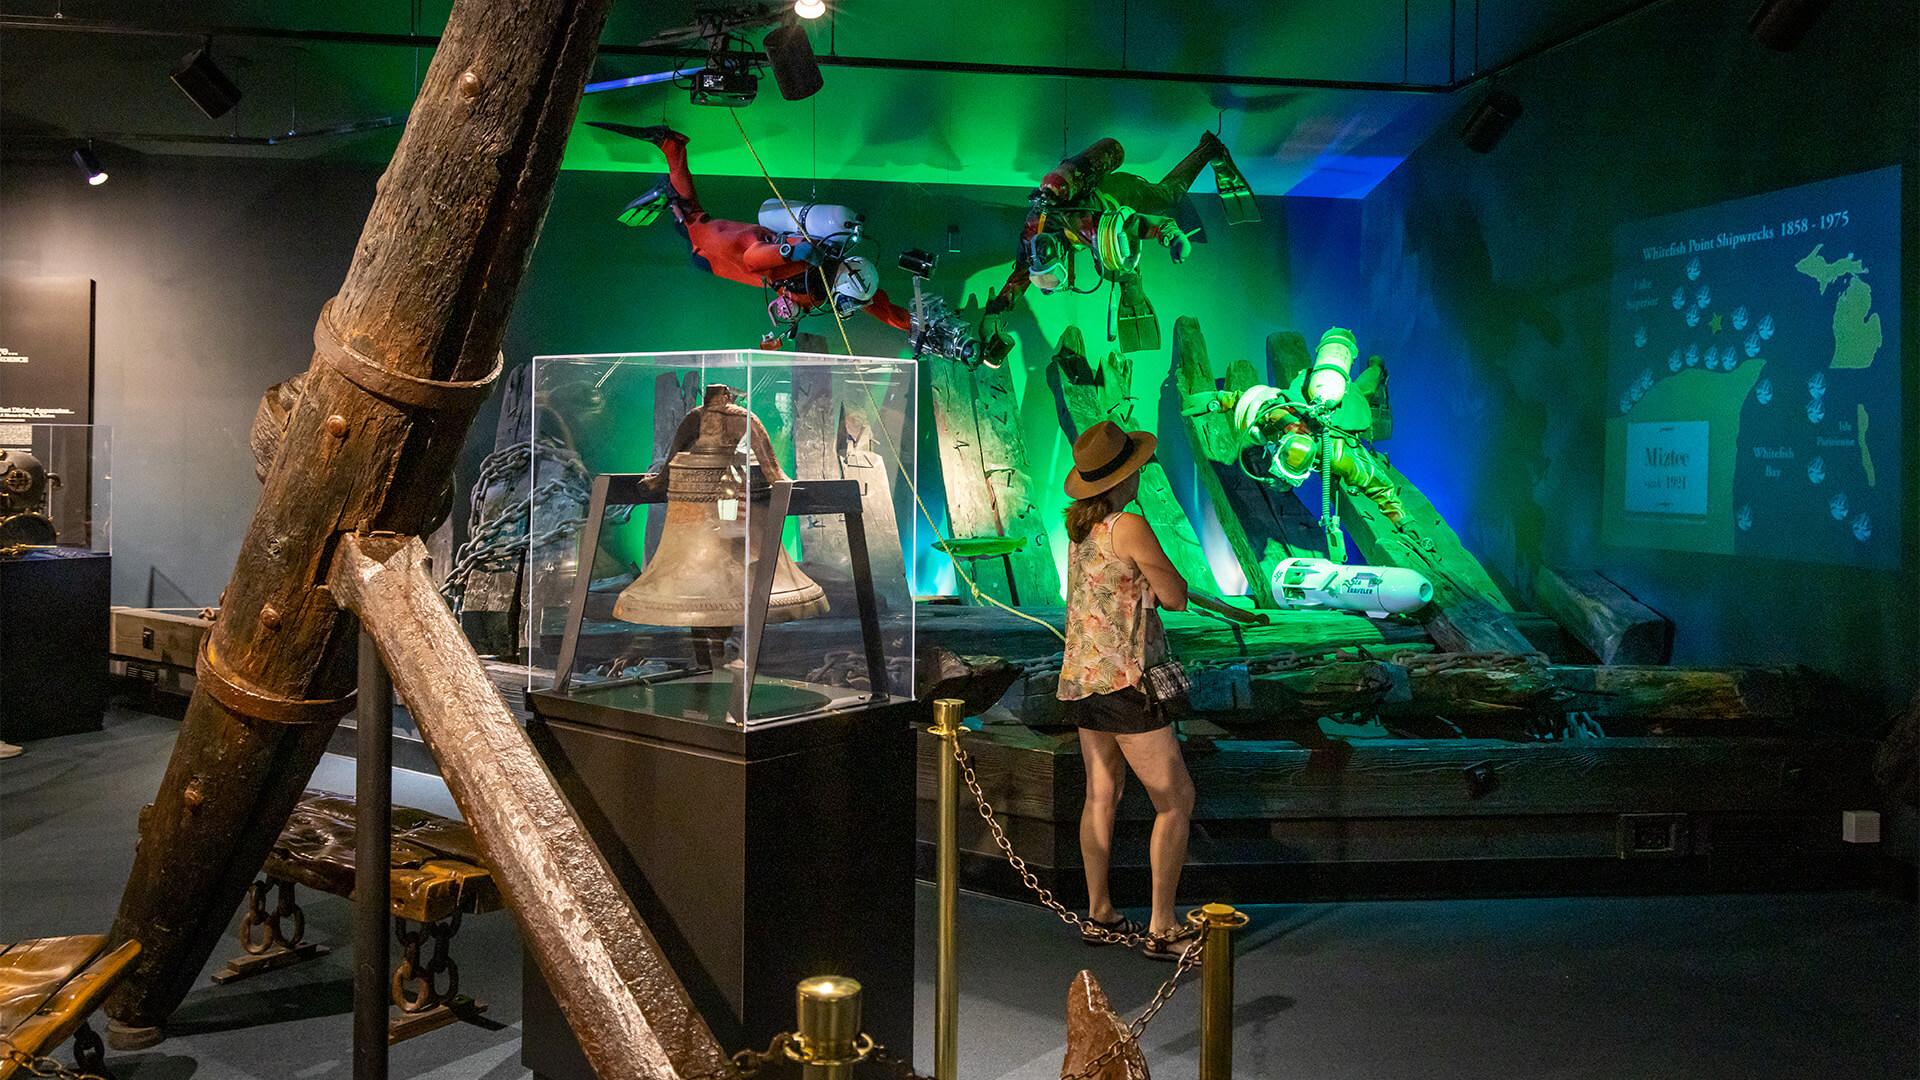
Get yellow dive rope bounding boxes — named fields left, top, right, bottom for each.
left=726, top=109, right=1066, bottom=643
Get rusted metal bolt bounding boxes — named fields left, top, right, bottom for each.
left=260, top=604, right=282, bottom=631
left=458, top=70, right=483, bottom=99
left=326, top=414, right=349, bottom=437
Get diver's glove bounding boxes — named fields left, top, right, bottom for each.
left=1162, top=226, right=1194, bottom=264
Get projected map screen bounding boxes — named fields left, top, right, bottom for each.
left=1602, top=166, right=1901, bottom=567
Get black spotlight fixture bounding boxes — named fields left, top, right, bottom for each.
left=898, top=248, right=938, bottom=279
left=1748, top=0, right=1835, bottom=51
left=71, top=145, right=108, bottom=186
left=763, top=20, right=823, bottom=101
left=1460, top=89, right=1522, bottom=154
left=170, top=43, right=242, bottom=119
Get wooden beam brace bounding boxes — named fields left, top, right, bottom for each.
left=330, top=534, right=732, bottom=1080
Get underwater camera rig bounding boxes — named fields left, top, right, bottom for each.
left=898, top=248, right=988, bottom=366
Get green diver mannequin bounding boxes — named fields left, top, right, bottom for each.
left=1183, top=327, right=1404, bottom=528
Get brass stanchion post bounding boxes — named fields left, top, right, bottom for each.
left=793, top=976, right=864, bottom=1080
left=930, top=698, right=966, bottom=1080
left=1192, top=902, right=1249, bottom=1080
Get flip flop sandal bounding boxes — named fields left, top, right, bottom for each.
left=1142, top=925, right=1202, bottom=963
left=1081, top=914, right=1144, bottom=947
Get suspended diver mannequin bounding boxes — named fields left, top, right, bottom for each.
left=1182, top=327, right=1404, bottom=562
left=594, top=123, right=916, bottom=349
left=981, top=131, right=1258, bottom=361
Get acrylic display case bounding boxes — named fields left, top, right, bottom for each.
left=517, top=352, right=923, bottom=1062
left=0, top=422, right=109, bottom=556
left=523, top=350, right=918, bottom=727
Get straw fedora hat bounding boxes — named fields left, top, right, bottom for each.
left=1064, top=420, right=1157, bottom=499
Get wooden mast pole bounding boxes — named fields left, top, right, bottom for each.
left=99, top=6, right=732, bottom=1074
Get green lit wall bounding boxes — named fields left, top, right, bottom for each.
left=492, top=161, right=1340, bottom=601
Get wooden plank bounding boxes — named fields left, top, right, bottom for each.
left=918, top=810, right=1626, bottom=868
left=1552, top=664, right=1822, bottom=722
left=0, top=936, right=105, bottom=1037
left=331, top=534, right=730, bottom=1079
left=904, top=602, right=1431, bottom=664
left=103, top=0, right=622, bottom=1038
left=792, top=366, right=910, bottom=603
left=924, top=724, right=1874, bottom=823
left=0, top=941, right=138, bottom=1077
left=1337, top=461, right=1533, bottom=653
left=1049, top=330, right=1220, bottom=594
left=1342, top=461, right=1514, bottom=611
left=1533, top=567, right=1673, bottom=665
left=642, top=370, right=701, bottom=560
left=925, top=358, right=1057, bottom=605
left=917, top=725, right=1071, bottom=821
left=839, top=397, right=910, bottom=596
left=109, top=608, right=210, bottom=668
left=1266, top=330, right=1311, bottom=391
left=791, top=364, right=846, bottom=575
left=1169, top=317, right=1325, bottom=606
left=973, top=359, right=1059, bottom=605
left=925, top=357, right=1012, bottom=605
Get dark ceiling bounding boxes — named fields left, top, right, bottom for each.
left=1, top=1, right=1657, bottom=193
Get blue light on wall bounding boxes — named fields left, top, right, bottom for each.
left=1283, top=154, right=1407, bottom=200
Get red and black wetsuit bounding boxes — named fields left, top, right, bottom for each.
left=656, top=135, right=910, bottom=331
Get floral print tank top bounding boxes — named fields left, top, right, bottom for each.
left=1058, top=513, right=1168, bottom=701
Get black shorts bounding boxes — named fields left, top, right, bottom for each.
left=1061, top=686, right=1168, bottom=735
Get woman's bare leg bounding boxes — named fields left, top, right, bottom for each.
left=1115, top=726, right=1195, bottom=934
left=1078, top=727, right=1128, bottom=922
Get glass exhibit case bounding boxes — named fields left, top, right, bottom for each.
left=0, top=421, right=109, bottom=556
left=516, top=353, right=925, bottom=1060
left=523, top=349, right=918, bottom=727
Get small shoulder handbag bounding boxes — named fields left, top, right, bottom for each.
left=1142, top=658, right=1190, bottom=710
left=1136, top=589, right=1190, bottom=710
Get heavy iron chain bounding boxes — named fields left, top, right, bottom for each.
left=237, top=877, right=304, bottom=955
left=699, top=1031, right=934, bottom=1080
left=440, top=439, right=593, bottom=613
left=392, top=915, right=462, bottom=1013
left=956, top=738, right=1141, bottom=946
left=0, top=1036, right=108, bottom=1080
left=951, top=737, right=1204, bottom=1080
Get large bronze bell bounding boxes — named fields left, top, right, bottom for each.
left=612, top=384, right=829, bottom=627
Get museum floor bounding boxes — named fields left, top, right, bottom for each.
left=3, top=705, right=1915, bottom=1080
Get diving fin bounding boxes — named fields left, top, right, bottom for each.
left=1212, top=148, right=1260, bottom=225
left=617, top=177, right=672, bottom=227
left=1115, top=277, right=1161, bottom=354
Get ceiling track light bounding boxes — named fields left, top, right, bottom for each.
left=170, top=42, right=242, bottom=119
left=1460, top=89, right=1522, bottom=153
left=1748, top=0, right=1836, bottom=51
left=71, top=144, right=108, bottom=186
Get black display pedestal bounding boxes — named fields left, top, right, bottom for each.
left=0, top=550, right=110, bottom=741
left=522, top=685, right=923, bottom=1079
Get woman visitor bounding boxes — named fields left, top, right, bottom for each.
left=1056, top=420, right=1197, bottom=960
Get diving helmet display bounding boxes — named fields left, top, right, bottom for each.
left=611, top=384, right=829, bottom=628
left=0, top=448, right=59, bottom=549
